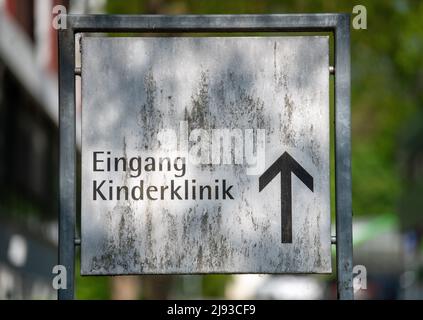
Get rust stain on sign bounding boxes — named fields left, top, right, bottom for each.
left=81, top=36, right=331, bottom=275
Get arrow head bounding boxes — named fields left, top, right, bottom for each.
left=260, top=152, right=313, bottom=192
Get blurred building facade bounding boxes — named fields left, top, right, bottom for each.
left=0, top=0, right=68, bottom=299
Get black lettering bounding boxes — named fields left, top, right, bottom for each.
left=145, top=157, right=155, bottom=172
left=215, top=180, right=219, bottom=200
left=200, top=185, right=211, bottom=200
left=93, top=180, right=106, bottom=200
left=174, top=157, right=186, bottom=177
left=115, top=157, right=127, bottom=172
left=161, top=185, right=169, bottom=200
left=222, top=180, right=234, bottom=199
left=171, top=180, right=182, bottom=200
left=159, top=157, right=171, bottom=172
left=93, top=152, right=104, bottom=171
left=147, top=185, right=158, bottom=200
left=129, top=157, right=142, bottom=177
left=117, top=185, right=128, bottom=200
left=109, top=180, right=113, bottom=200
left=131, top=180, right=144, bottom=200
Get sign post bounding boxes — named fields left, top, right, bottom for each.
left=59, top=14, right=352, bottom=300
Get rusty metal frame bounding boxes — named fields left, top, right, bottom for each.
left=59, top=14, right=352, bottom=300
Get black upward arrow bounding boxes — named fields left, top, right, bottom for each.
left=259, top=152, right=314, bottom=243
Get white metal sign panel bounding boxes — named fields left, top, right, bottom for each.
left=81, top=36, right=330, bottom=275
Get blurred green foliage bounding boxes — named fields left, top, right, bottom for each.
left=76, top=0, right=423, bottom=299
left=202, top=275, right=232, bottom=297
left=76, top=256, right=111, bottom=299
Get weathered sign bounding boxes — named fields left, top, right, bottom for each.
left=81, top=36, right=330, bottom=274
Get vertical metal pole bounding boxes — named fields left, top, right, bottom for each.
left=334, top=14, right=353, bottom=300
left=58, top=28, right=76, bottom=300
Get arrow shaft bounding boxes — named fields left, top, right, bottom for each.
left=281, top=169, right=292, bottom=243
